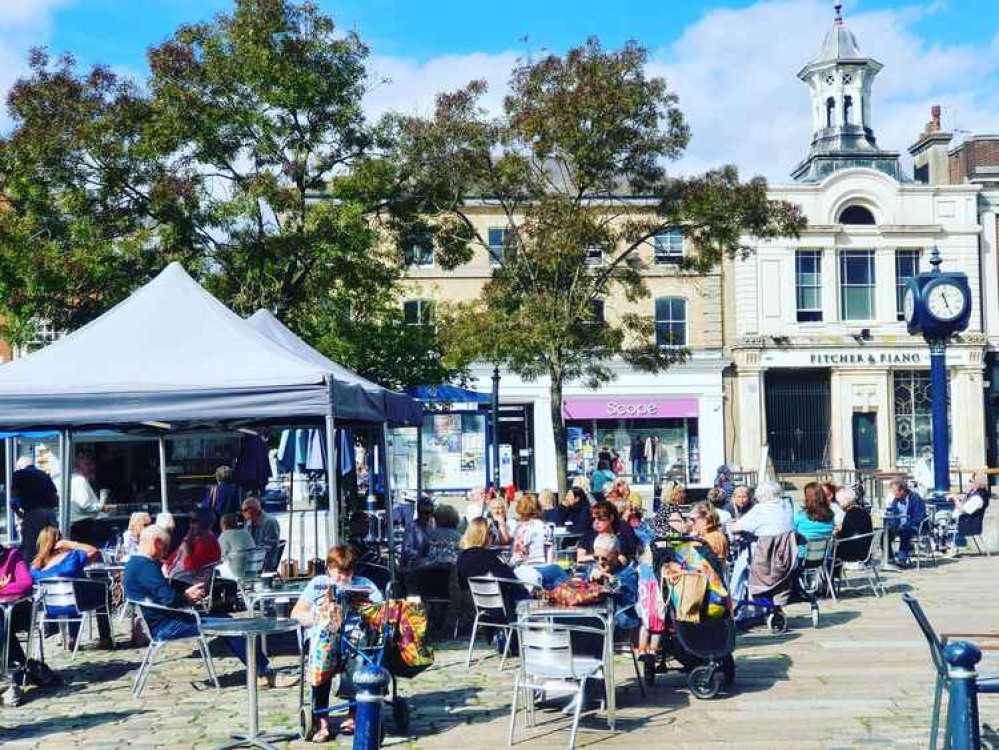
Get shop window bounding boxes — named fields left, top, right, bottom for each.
left=654, top=297, right=687, bottom=347
left=488, top=227, right=509, bottom=267
left=653, top=229, right=684, bottom=265
left=795, top=250, right=823, bottom=322
left=403, top=299, right=435, bottom=326
left=894, top=371, right=934, bottom=464
left=403, top=233, right=434, bottom=268
left=895, top=249, right=920, bottom=321
left=840, top=249, right=875, bottom=320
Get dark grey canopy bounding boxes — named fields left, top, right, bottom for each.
left=246, top=309, right=423, bottom=427
left=0, top=263, right=384, bottom=429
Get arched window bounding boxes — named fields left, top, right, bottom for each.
left=825, top=97, right=836, bottom=129
left=843, top=95, right=853, bottom=125
left=654, top=297, right=687, bottom=347
left=838, top=205, right=876, bottom=225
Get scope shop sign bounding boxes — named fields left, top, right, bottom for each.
left=562, top=396, right=699, bottom=421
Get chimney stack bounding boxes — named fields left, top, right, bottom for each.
left=908, top=106, right=953, bottom=185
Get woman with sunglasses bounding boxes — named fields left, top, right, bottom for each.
left=576, top=500, right=638, bottom=567
left=588, top=533, right=640, bottom=630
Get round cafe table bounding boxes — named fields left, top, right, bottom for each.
left=201, top=616, right=300, bottom=750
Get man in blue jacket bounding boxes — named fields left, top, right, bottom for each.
left=124, top=525, right=292, bottom=688
left=886, top=479, right=927, bottom=567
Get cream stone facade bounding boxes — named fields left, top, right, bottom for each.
left=402, top=203, right=726, bottom=491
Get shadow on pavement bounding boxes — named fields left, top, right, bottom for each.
left=1, top=710, right=149, bottom=742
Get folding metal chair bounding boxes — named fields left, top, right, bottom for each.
left=34, top=577, right=114, bottom=661
left=466, top=575, right=524, bottom=670
left=128, top=599, right=220, bottom=697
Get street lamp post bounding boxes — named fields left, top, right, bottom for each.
left=491, top=366, right=501, bottom=491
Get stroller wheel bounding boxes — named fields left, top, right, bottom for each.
left=767, top=611, right=788, bottom=634
left=688, top=665, right=724, bottom=700
left=721, top=654, right=736, bottom=687
left=643, top=654, right=657, bottom=687
left=298, top=706, right=313, bottom=740
left=392, top=696, right=411, bottom=734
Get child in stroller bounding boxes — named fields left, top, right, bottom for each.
left=640, top=533, right=736, bottom=699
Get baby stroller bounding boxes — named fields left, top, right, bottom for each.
left=642, top=534, right=737, bottom=699
left=297, top=591, right=430, bottom=743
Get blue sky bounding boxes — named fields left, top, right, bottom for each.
left=2, top=1, right=998, bottom=181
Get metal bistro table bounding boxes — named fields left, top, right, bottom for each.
left=0, top=595, right=33, bottom=678
left=201, top=617, right=301, bottom=750
left=516, top=597, right=619, bottom=729
left=245, top=579, right=309, bottom=617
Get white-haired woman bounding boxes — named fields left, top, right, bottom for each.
left=949, top=472, right=990, bottom=556
left=834, top=487, right=873, bottom=562
left=730, top=480, right=793, bottom=537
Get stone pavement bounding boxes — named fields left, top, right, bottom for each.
left=1, top=557, right=998, bottom=749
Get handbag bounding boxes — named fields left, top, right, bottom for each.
left=544, top=578, right=605, bottom=607
left=669, top=571, right=709, bottom=623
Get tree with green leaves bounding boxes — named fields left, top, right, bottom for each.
left=387, top=39, right=805, bottom=493
left=0, top=0, right=454, bottom=389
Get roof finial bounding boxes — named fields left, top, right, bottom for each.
left=834, top=2, right=844, bottom=24
left=930, top=245, right=942, bottom=273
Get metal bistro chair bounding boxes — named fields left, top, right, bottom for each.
left=799, top=537, right=834, bottom=608
left=912, top=516, right=939, bottom=569
left=237, top=546, right=268, bottom=613
left=466, top=575, right=525, bottom=670
left=902, top=593, right=999, bottom=750
left=34, top=577, right=114, bottom=661
left=827, top=531, right=886, bottom=599
left=170, top=563, right=220, bottom=614
left=508, top=619, right=607, bottom=750
left=128, top=599, right=220, bottom=697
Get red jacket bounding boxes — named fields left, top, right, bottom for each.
left=167, top=533, right=221, bottom=572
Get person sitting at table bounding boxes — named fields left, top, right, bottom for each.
left=949, top=472, right=990, bottom=556
left=217, top=513, right=255, bottom=581
left=834, top=487, right=874, bottom=563
left=0, top=540, right=34, bottom=703
left=793, top=482, right=835, bottom=558
left=577, top=500, right=639, bottom=566
left=291, top=544, right=383, bottom=742
left=725, top=484, right=755, bottom=521
left=31, top=525, right=112, bottom=650
left=539, top=489, right=560, bottom=524
left=652, top=482, right=685, bottom=538
left=486, top=496, right=514, bottom=547
left=425, top=504, right=463, bottom=565
left=456, top=518, right=523, bottom=590
left=707, top=487, right=733, bottom=526
left=730, top=481, right=793, bottom=538
left=164, top=509, right=221, bottom=583
left=121, top=512, right=152, bottom=559
left=201, top=465, right=241, bottom=530
left=885, top=479, right=927, bottom=567
left=688, top=503, right=729, bottom=564
left=401, top=497, right=434, bottom=567
left=553, top=487, right=591, bottom=534
left=241, top=496, right=282, bottom=572
left=587, top=533, right=640, bottom=630
left=124, top=525, right=291, bottom=689
left=509, top=493, right=568, bottom=591
left=155, top=511, right=180, bottom=555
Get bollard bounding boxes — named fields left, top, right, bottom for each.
left=944, top=640, right=982, bottom=750
left=353, top=663, right=389, bottom=750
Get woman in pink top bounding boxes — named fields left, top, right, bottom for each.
left=0, top=542, right=34, bottom=671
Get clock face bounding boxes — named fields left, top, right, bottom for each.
left=926, top=282, right=966, bottom=322
left=903, top=288, right=916, bottom=323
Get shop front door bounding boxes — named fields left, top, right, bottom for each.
left=852, top=412, right=878, bottom=470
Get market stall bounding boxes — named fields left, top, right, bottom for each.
left=0, top=263, right=420, bottom=571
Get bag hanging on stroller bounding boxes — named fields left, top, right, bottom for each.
left=359, top=599, right=434, bottom=679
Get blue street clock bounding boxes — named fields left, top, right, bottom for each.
left=901, top=247, right=971, bottom=501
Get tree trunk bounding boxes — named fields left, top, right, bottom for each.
left=550, top=376, right=569, bottom=497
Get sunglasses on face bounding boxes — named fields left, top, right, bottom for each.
left=594, top=555, right=614, bottom=564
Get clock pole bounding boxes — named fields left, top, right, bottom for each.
left=928, top=337, right=949, bottom=502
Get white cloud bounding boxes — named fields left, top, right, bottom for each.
left=361, top=0, right=999, bottom=183
left=0, top=0, right=74, bottom=133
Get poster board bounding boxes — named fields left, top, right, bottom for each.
left=421, top=412, right=487, bottom=490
